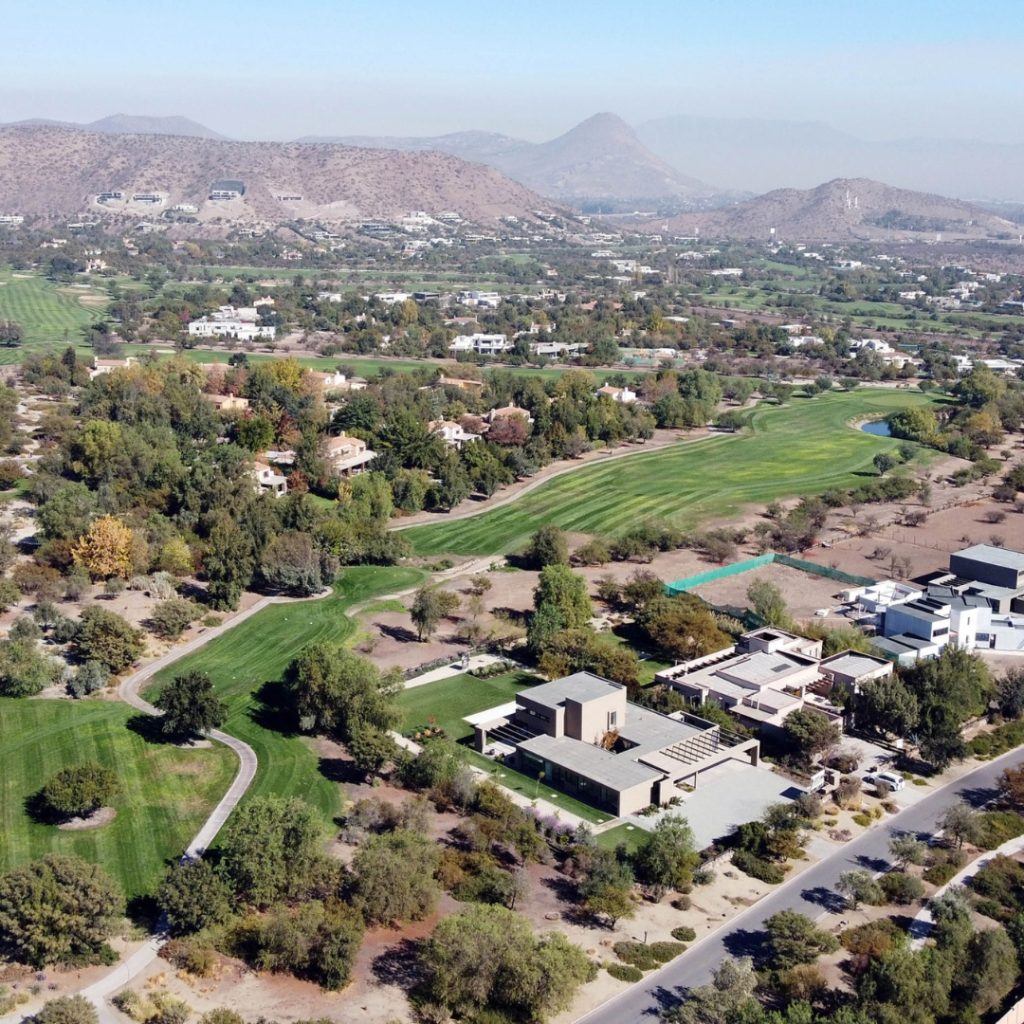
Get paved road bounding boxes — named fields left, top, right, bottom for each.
left=577, top=745, right=1024, bottom=1024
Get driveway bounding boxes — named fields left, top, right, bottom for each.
left=576, top=745, right=1024, bottom=1024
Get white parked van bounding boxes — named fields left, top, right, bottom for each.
left=875, top=771, right=905, bottom=792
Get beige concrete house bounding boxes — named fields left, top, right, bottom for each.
left=324, top=433, right=376, bottom=477
left=474, top=672, right=759, bottom=817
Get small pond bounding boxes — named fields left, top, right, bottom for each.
left=861, top=420, right=892, bottom=437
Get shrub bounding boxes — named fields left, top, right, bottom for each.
left=160, top=938, right=216, bottom=976
left=923, top=861, right=959, bottom=886
left=671, top=926, right=696, bottom=942
left=606, top=962, right=643, bottom=982
left=612, top=942, right=659, bottom=970
left=731, top=849, right=785, bottom=884
left=841, top=918, right=906, bottom=957
left=647, top=941, right=686, bottom=962
left=879, top=871, right=925, bottom=905
left=852, top=812, right=872, bottom=827
left=975, top=810, right=1024, bottom=850
left=40, top=762, right=118, bottom=819
left=670, top=895, right=691, bottom=911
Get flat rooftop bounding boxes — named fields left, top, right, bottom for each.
left=517, top=671, right=623, bottom=710
left=953, top=545, right=1024, bottom=573
left=518, top=733, right=662, bottom=790
left=820, top=651, right=891, bottom=678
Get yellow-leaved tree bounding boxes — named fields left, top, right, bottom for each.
left=72, top=516, right=134, bottom=580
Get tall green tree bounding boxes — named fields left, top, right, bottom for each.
left=156, top=671, right=227, bottom=740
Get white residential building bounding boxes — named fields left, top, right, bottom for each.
left=595, top=384, right=637, bottom=403
left=428, top=419, right=480, bottom=449
left=188, top=305, right=276, bottom=341
left=252, top=461, right=288, bottom=497
left=448, top=333, right=511, bottom=356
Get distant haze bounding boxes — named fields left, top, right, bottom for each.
left=3, top=0, right=1023, bottom=198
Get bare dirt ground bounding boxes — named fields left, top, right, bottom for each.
left=692, top=565, right=846, bottom=622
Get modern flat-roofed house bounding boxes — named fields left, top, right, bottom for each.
left=818, top=651, right=893, bottom=692
left=449, top=333, right=511, bottom=356
left=655, top=628, right=838, bottom=736
left=473, top=672, right=759, bottom=817
left=209, top=179, right=245, bottom=200
left=949, top=544, right=1024, bottom=611
left=251, top=461, right=288, bottom=497
left=433, top=375, right=485, bottom=392
left=324, top=433, right=376, bottom=477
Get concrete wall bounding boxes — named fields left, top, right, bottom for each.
left=951, top=553, right=1021, bottom=590
left=566, top=689, right=627, bottom=745
left=514, top=695, right=564, bottom=738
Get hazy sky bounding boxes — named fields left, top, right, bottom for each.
left=5, top=0, right=1024, bottom=142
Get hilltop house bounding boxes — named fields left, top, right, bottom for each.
left=473, top=672, right=760, bottom=817
left=324, top=433, right=376, bottom=477
left=209, top=180, right=245, bottom=200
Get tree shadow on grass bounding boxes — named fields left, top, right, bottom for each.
left=319, top=755, right=364, bottom=787
left=126, top=894, right=162, bottom=931
left=371, top=936, right=424, bottom=988
left=248, top=680, right=301, bottom=737
left=378, top=623, right=421, bottom=644
left=23, top=790, right=61, bottom=825
left=125, top=713, right=176, bottom=746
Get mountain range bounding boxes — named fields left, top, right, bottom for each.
left=5, top=113, right=230, bottom=141
left=0, top=126, right=554, bottom=226
left=300, top=113, right=711, bottom=203
left=652, top=177, right=1018, bottom=242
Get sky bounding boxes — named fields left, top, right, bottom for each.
left=4, top=0, right=1024, bottom=143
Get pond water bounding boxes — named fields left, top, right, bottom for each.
left=861, top=420, right=892, bottom=437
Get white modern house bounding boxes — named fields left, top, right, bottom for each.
left=188, top=305, right=276, bottom=342
left=595, top=384, right=637, bottom=404
left=448, top=333, right=511, bottom=355
left=428, top=419, right=480, bottom=449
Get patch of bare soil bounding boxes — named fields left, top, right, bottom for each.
left=57, top=806, right=116, bottom=830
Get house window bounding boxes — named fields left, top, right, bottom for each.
left=607, top=711, right=617, bottom=730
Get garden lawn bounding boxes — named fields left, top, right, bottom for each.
left=0, top=270, right=106, bottom=364
left=0, top=698, right=235, bottom=898
left=145, top=565, right=424, bottom=829
left=404, top=389, right=943, bottom=557
left=397, top=670, right=540, bottom=741
left=396, top=671, right=610, bottom=824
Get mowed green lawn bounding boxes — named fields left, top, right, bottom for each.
left=397, top=670, right=539, bottom=741
left=405, top=389, right=943, bottom=557
left=396, top=671, right=609, bottom=823
left=145, top=566, right=424, bottom=827
left=0, top=270, right=107, bottom=364
left=0, top=698, right=235, bottom=898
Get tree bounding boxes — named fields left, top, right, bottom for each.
left=838, top=869, right=883, bottom=910
left=346, top=725, right=396, bottom=775
left=856, top=676, right=919, bottom=740
left=0, top=638, right=62, bottom=696
left=352, top=830, right=440, bottom=925
left=637, top=594, right=730, bottom=661
left=420, top=903, right=593, bottom=1023
left=996, top=668, right=1024, bottom=720
left=148, top=598, right=198, bottom=640
left=963, top=926, right=1018, bottom=1015
left=524, top=525, right=569, bottom=569
left=67, top=660, right=110, bottom=699
left=888, top=834, right=926, bottom=869
left=156, top=671, right=226, bottom=740
left=259, top=532, right=335, bottom=596
left=620, top=569, right=665, bottom=613
left=220, top=796, right=323, bottom=908
left=763, top=910, right=839, bottom=970
left=411, top=585, right=444, bottom=641
left=287, top=643, right=401, bottom=740
left=998, top=763, right=1024, bottom=811
left=873, top=453, right=898, bottom=476
left=71, top=516, right=134, bottom=580
left=528, top=564, right=592, bottom=653
left=157, top=858, right=233, bottom=935
left=40, top=763, right=118, bottom=820
left=0, top=575, right=21, bottom=612
left=878, top=871, right=924, bottom=905
left=663, top=957, right=758, bottom=1024
left=940, top=801, right=980, bottom=850
left=74, top=607, right=145, bottom=673
left=0, top=854, right=122, bottom=967
left=203, top=515, right=255, bottom=611
left=25, top=996, right=98, bottom=1024
left=634, top=815, right=698, bottom=891
left=747, top=577, right=791, bottom=627
left=578, top=848, right=635, bottom=927
left=782, top=707, right=841, bottom=763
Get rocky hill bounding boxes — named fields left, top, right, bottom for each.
left=301, top=112, right=710, bottom=203
left=4, top=114, right=229, bottom=140
left=0, top=126, right=556, bottom=226
left=653, top=177, right=1018, bottom=241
